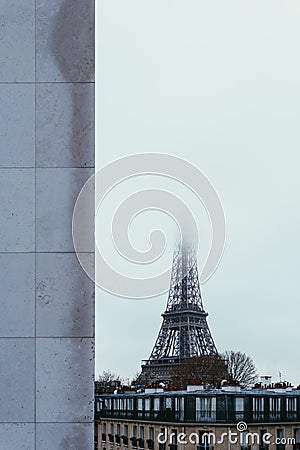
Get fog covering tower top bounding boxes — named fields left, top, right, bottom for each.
left=141, top=242, right=217, bottom=382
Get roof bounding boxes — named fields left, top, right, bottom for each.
left=96, top=388, right=300, bottom=398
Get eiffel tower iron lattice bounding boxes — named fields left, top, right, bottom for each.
left=141, top=242, right=217, bottom=382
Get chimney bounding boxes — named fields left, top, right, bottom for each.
left=260, top=375, right=272, bottom=387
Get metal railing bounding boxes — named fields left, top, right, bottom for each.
left=96, top=405, right=300, bottom=424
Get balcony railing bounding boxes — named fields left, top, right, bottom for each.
left=98, top=407, right=300, bottom=423
left=147, top=439, right=154, bottom=449
left=130, top=437, right=138, bottom=448
left=197, top=446, right=214, bottom=450
left=196, top=411, right=216, bottom=422
left=138, top=438, right=145, bottom=448
left=121, top=435, right=129, bottom=446
left=96, top=398, right=300, bottom=425
left=168, top=445, right=177, bottom=450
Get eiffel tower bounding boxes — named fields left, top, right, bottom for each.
left=140, top=242, right=217, bottom=382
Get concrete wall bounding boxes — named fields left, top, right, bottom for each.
left=0, top=1, right=95, bottom=448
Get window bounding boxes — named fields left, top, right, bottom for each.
left=165, top=397, right=172, bottom=409
left=240, top=431, right=251, bottom=450
left=139, top=427, right=145, bottom=448
left=269, top=398, right=281, bottom=420
left=109, top=424, right=114, bottom=443
left=170, top=429, right=177, bottom=450
left=138, top=398, right=143, bottom=410
left=122, top=425, right=129, bottom=446
left=154, top=397, right=160, bottom=417
left=175, top=397, right=184, bottom=421
left=137, top=398, right=143, bottom=418
left=102, top=422, right=107, bottom=442
left=119, top=398, right=126, bottom=417
left=131, top=426, right=138, bottom=448
left=149, top=428, right=154, bottom=441
left=287, top=398, right=297, bottom=420
left=120, top=399, right=126, bottom=410
left=154, top=398, right=160, bottom=410
left=253, top=397, right=264, bottom=420
left=114, top=398, right=119, bottom=410
left=276, top=429, right=285, bottom=450
left=196, top=397, right=216, bottom=421
left=162, top=397, right=172, bottom=419
left=159, top=427, right=166, bottom=450
left=127, top=398, right=134, bottom=412
left=148, top=428, right=154, bottom=450
left=116, top=424, right=121, bottom=445
left=198, top=430, right=215, bottom=450
left=294, top=429, right=300, bottom=450
left=145, top=398, right=151, bottom=418
left=235, top=397, right=244, bottom=421
left=260, top=429, right=268, bottom=450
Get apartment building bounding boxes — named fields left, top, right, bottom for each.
left=95, top=385, right=300, bottom=450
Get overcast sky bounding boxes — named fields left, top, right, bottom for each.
left=96, top=1, right=300, bottom=384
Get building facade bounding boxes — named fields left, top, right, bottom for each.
left=95, top=387, right=300, bottom=450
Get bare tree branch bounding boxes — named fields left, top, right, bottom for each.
left=222, top=351, right=258, bottom=388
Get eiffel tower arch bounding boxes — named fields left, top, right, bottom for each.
left=140, top=242, right=217, bottom=383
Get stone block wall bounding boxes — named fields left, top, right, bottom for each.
left=0, top=1, right=95, bottom=448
